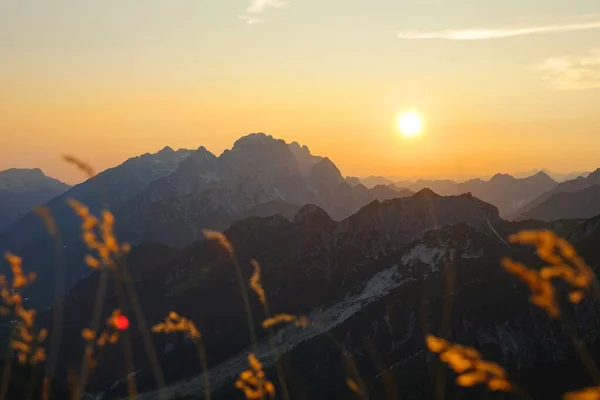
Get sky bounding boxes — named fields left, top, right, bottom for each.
left=1, top=0, right=600, bottom=184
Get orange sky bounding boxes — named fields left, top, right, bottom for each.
left=2, top=1, right=600, bottom=184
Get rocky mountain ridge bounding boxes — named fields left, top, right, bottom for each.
left=39, top=192, right=509, bottom=396
left=116, top=133, right=414, bottom=247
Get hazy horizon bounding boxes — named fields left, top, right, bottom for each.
left=2, top=0, right=600, bottom=183
left=0, top=133, right=593, bottom=185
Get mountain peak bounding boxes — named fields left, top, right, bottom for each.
left=0, top=168, right=70, bottom=232
left=532, top=170, right=550, bottom=178
left=0, top=168, right=57, bottom=188
left=412, top=188, right=439, bottom=198
left=232, top=133, right=283, bottom=150
left=293, top=204, right=333, bottom=226
left=490, top=173, right=514, bottom=182
left=528, top=170, right=556, bottom=183
left=288, top=141, right=302, bottom=151
left=315, top=157, right=338, bottom=170
left=158, top=146, right=175, bottom=154
left=0, top=168, right=46, bottom=178
left=287, top=141, right=314, bottom=156
left=308, top=157, right=344, bottom=194
left=190, top=146, right=216, bottom=158
left=288, top=141, right=322, bottom=176
left=175, top=146, right=217, bottom=172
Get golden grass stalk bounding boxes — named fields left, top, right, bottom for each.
left=426, top=335, right=512, bottom=392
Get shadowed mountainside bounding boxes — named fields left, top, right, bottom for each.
left=515, top=169, right=600, bottom=219
left=0, top=168, right=70, bottom=233
left=36, top=191, right=533, bottom=398
left=0, top=147, right=193, bottom=308
left=517, top=185, right=600, bottom=222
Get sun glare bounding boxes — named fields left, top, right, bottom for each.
left=397, top=111, right=423, bottom=137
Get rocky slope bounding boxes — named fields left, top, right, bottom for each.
left=0, top=168, right=69, bottom=232
left=132, top=211, right=600, bottom=400
left=37, top=192, right=553, bottom=399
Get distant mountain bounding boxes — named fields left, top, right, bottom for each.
left=360, top=176, right=419, bottom=189
left=515, top=168, right=600, bottom=219
left=0, top=147, right=192, bottom=308
left=360, top=175, right=395, bottom=188
left=370, top=184, right=414, bottom=201
left=515, top=168, right=591, bottom=182
left=344, top=176, right=361, bottom=187
left=517, top=184, right=600, bottom=222
left=0, top=168, right=69, bottom=232
left=404, top=172, right=558, bottom=216
left=562, top=171, right=592, bottom=181
left=409, top=179, right=459, bottom=195
left=458, top=172, right=557, bottom=216
left=118, top=134, right=414, bottom=246
left=42, top=192, right=600, bottom=400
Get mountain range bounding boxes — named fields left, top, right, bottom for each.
left=360, top=169, right=600, bottom=222
left=0, top=134, right=413, bottom=308
left=115, top=134, right=414, bottom=247
left=1, top=133, right=598, bottom=310
left=1, top=133, right=600, bottom=399
left=0, top=168, right=69, bottom=232
left=513, top=168, right=591, bottom=182
left=360, top=169, right=590, bottom=189
left=358, top=172, right=559, bottom=217
left=36, top=191, right=600, bottom=400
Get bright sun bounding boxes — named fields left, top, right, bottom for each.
left=397, top=111, right=423, bottom=137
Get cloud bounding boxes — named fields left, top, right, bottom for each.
left=398, top=21, right=600, bottom=40
left=535, top=49, right=600, bottom=90
left=239, top=0, right=288, bottom=24
left=238, top=14, right=262, bottom=25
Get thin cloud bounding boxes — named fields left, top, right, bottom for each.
left=536, top=49, right=600, bottom=90
left=239, top=0, right=288, bottom=24
left=398, top=21, right=600, bottom=40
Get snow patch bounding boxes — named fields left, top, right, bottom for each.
left=133, top=266, right=414, bottom=400
left=487, top=220, right=510, bottom=247
left=401, top=244, right=445, bottom=272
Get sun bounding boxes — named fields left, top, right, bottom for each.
left=397, top=111, right=423, bottom=137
